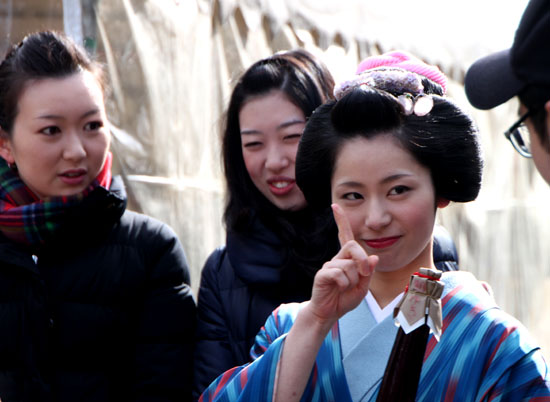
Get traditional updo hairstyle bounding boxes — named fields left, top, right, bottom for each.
left=0, top=30, right=104, bottom=136
left=296, top=75, right=483, bottom=210
left=297, top=62, right=483, bottom=401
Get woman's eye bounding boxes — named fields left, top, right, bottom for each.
left=284, top=133, right=302, bottom=141
left=389, top=185, right=410, bottom=196
left=84, top=121, right=103, bottom=131
left=343, top=192, right=363, bottom=200
left=40, top=126, right=61, bottom=136
left=243, top=141, right=262, bottom=148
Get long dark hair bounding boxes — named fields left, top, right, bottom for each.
left=222, top=49, right=337, bottom=282
left=0, top=30, right=104, bottom=135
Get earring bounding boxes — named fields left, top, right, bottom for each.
left=8, top=162, right=17, bottom=170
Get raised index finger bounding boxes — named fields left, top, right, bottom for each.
left=332, top=203, right=354, bottom=246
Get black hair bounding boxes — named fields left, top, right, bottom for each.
left=519, top=85, right=550, bottom=151
left=0, top=30, right=104, bottom=135
left=221, top=49, right=337, bottom=281
left=297, top=72, right=483, bottom=400
left=296, top=79, right=483, bottom=210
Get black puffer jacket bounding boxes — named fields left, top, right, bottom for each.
left=0, top=177, right=196, bottom=402
left=193, top=219, right=459, bottom=398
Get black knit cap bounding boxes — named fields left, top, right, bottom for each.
left=464, top=0, right=550, bottom=109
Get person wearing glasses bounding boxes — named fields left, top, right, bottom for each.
left=464, top=0, right=550, bottom=184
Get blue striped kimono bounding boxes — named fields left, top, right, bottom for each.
left=201, top=272, right=550, bottom=401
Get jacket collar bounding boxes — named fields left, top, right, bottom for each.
left=226, top=216, right=287, bottom=285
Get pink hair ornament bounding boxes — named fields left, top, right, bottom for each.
left=334, top=51, right=447, bottom=117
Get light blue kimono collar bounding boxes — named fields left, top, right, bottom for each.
left=339, top=299, right=398, bottom=402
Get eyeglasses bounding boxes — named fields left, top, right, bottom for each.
left=504, top=109, right=533, bottom=158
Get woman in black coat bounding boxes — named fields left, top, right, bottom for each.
left=193, top=50, right=460, bottom=399
left=0, top=31, right=195, bottom=402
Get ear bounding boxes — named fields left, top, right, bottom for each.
left=544, top=100, right=550, bottom=146
left=0, top=128, right=15, bottom=165
left=436, top=197, right=450, bottom=209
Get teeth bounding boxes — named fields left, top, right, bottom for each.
left=272, top=181, right=289, bottom=188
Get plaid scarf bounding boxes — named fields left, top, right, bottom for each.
left=0, top=153, right=113, bottom=247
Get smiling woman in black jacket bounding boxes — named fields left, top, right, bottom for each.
left=0, top=31, right=195, bottom=402
left=193, top=49, right=460, bottom=400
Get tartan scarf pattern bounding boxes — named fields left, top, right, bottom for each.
left=0, top=153, right=112, bottom=247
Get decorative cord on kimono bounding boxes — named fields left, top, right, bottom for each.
left=376, top=268, right=444, bottom=401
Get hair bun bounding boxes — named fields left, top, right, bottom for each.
left=356, top=51, right=447, bottom=94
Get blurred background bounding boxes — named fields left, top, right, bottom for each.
left=2, top=0, right=548, bottom=354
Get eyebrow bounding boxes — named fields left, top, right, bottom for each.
left=336, top=173, right=414, bottom=188
left=241, top=118, right=305, bottom=135
left=381, top=172, right=414, bottom=184
left=34, top=109, right=101, bottom=121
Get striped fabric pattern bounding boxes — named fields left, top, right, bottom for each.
left=200, top=304, right=352, bottom=402
left=200, top=272, right=550, bottom=401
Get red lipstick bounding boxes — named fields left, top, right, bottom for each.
left=364, top=236, right=401, bottom=249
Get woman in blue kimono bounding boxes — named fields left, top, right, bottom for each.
left=200, top=51, right=550, bottom=401
left=193, top=49, right=462, bottom=399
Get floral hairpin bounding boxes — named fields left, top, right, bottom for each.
left=396, top=93, right=434, bottom=117
left=334, top=68, right=435, bottom=117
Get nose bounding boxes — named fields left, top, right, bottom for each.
left=62, top=132, right=86, bottom=162
left=364, top=198, right=392, bottom=231
left=265, top=143, right=290, bottom=172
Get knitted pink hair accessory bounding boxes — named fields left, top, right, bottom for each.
left=355, top=50, right=448, bottom=94
left=333, top=50, right=447, bottom=117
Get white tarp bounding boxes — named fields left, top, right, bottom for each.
left=94, top=0, right=549, bottom=353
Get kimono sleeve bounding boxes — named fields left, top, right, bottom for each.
left=199, top=304, right=302, bottom=402
left=456, top=304, right=550, bottom=401
left=479, top=328, right=550, bottom=400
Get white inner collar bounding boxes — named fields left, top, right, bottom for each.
left=366, top=290, right=405, bottom=324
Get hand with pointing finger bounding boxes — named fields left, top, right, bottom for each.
left=306, top=204, right=378, bottom=327
left=271, top=204, right=379, bottom=402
